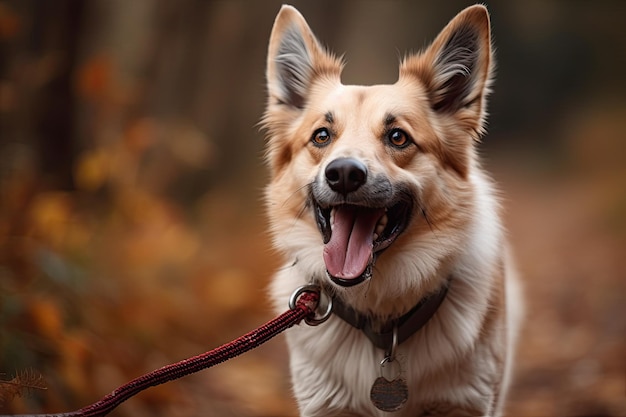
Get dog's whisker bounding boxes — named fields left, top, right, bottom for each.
left=291, top=203, right=308, bottom=226
left=277, top=258, right=299, bottom=272
left=280, top=181, right=313, bottom=209
left=421, top=206, right=443, bottom=245
left=278, top=181, right=314, bottom=235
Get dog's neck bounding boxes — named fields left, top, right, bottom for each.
left=326, top=279, right=450, bottom=351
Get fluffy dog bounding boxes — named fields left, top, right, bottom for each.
left=262, top=4, right=522, bottom=416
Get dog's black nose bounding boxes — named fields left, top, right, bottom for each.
left=325, top=157, right=368, bottom=195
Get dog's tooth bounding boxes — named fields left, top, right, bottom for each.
left=379, top=214, right=388, bottom=229
left=374, top=214, right=388, bottom=238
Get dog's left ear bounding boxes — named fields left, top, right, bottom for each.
left=401, top=5, right=493, bottom=138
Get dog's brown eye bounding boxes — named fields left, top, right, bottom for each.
left=312, top=128, right=331, bottom=147
left=387, top=128, right=410, bottom=148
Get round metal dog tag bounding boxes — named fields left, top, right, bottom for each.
left=370, top=355, right=408, bottom=412
left=370, top=375, right=409, bottom=412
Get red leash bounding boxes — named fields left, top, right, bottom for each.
left=5, top=289, right=321, bottom=417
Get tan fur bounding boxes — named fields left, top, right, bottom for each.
left=262, top=5, right=522, bottom=416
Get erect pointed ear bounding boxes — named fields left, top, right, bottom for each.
left=400, top=5, right=493, bottom=136
left=266, top=5, right=342, bottom=110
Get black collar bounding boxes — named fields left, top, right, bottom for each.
left=329, top=281, right=450, bottom=351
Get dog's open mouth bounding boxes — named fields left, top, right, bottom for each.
left=314, top=199, right=412, bottom=287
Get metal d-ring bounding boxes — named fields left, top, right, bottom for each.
left=289, top=284, right=333, bottom=326
left=383, top=323, right=399, bottom=363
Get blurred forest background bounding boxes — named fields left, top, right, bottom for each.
left=0, top=1, right=624, bottom=416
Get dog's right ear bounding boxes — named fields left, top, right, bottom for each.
left=266, top=5, right=342, bottom=110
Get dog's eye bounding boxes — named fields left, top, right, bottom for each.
left=387, top=128, right=411, bottom=148
left=311, top=128, right=331, bottom=147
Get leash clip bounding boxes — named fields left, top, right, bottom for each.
left=289, top=284, right=333, bottom=326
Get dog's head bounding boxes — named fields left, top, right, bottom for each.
left=263, top=5, right=493, bottom=295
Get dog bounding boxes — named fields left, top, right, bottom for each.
left=262, top=4, right=522, bottom=416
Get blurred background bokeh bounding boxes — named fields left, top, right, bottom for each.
left=0, top=1, right=624, bottom=416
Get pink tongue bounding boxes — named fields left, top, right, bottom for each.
left=323, top=207, right=385, bottom=280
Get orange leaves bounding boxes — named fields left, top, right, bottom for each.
left=202, top=269, right=257, bottom=314
left=26, top=192, right=91, bottom=257
left=76, top=54, right=112, bottom=104
left=74, top=117, right=214, bottom=193
left=165, top=121, right=214, bottom=169
left=74, top=147, right=111, bottom=192
left=27, top=296, right=64, bottom=340
left=0, top=3, right=21, bottom=40
left=124, top=117, right=157, bottom=157
left=113, top=190, right=200, bottom=273
left=28, top=192, right=74, bottom=250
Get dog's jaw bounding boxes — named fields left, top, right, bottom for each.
left=312, top=189, right=414, bottom=287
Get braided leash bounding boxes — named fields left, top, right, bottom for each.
left=5, top=288, right=322, bottom=417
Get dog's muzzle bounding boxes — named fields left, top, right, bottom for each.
left=312, top=157, right=414, bottom=287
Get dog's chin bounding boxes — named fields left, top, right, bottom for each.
left=327, top=263, right=372, bottom=287
left=314, top=196, right=413, bottom=288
